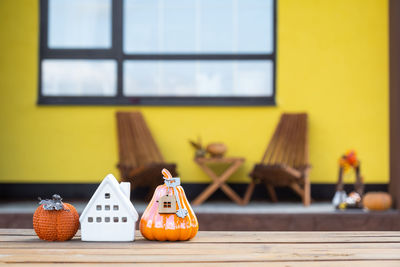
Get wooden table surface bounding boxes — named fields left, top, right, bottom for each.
left=1, top=229, right=400, bottom=266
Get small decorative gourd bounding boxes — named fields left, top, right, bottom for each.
left=206, top=143, right=227, bottom=158
left=363, top=192, right=392, bottom=211
left=33, top=194, right=79, bottom=241
left=140, top=169, right=198, bottom=241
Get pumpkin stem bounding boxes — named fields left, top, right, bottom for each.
left=38, top=194, right=67, bottom=211
left=162, top=168, right=172, bottom=180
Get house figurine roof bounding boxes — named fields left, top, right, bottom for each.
left=79, top=174, right=138, bottom=223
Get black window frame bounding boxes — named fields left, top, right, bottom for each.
left=38, top=0, right=277, bottom=106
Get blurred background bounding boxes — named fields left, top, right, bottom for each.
left=0, top=0, right=398, bottom=231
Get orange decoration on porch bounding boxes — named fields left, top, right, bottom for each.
left=363, top=192, right=392, bottom=211
left=33, top=194, right=79, bottom=241
left=140, top=169, right=198, bottom=241
left=339, top=149, right=359, bottom=172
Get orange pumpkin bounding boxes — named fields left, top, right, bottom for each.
left=140, top=171, right=198, bottom=241
left=33, top=194, right=79, bottom=241
left=363, top=192, right=392, bottom=211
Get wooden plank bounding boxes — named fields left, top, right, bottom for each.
left=260, top=114, right=281, bottom=164
left=4, top=248, right=400, bottom=264
left=2, top=229, right=400, bottom=239
left=279, top=115, right=297, bottom=166
left=2, top=232, right=400, bottom=244
left=2, top=241, right=400, bottom=250
left=1, top=230, right=400, bottom=265
left=3, top=262, right=400, bottom=267
left=2, top=249, right=400, bottom=263
left=285, top=115, right=298, bottom=167
left=269, top=114, right=290, bottom=165
left=3, top=242, right=400, bottom=251
left=0, top=229, right=35, bottom=235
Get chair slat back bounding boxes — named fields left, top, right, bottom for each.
left=261, top=113, right=308, bottom=169
left=116, top=112, right=164, bottom=169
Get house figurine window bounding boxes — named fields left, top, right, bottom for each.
left=158, top=195, right=177, bottom=214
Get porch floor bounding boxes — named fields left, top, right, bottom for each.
left=1, top=200, right=399, bottom=231
left=0, top=200, right=338, bottom=214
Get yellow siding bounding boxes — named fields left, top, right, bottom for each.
left=0, top=0, right=388, bottom=184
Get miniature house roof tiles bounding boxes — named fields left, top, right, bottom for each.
left=80, top=174, right=138, bottom=241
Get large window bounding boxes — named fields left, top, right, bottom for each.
left=38, top=0, right=276, bottom=105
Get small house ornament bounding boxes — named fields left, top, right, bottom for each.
left=79, top=174, right=138, bottom=242
left=158, top=195, right=177, bottom=214
left=140, top=169, right=198, bottom=241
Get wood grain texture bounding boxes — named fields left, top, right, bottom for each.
left=2, top=262, right=400, bottom=267
left=0, top=229, right=400, bottom=266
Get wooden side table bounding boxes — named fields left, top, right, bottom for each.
left=192, top=157, right=245, bottom=205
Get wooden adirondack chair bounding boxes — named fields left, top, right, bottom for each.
left=116, top=112, right=177, bottom=198
left=243, top=113, right=311, bottom=206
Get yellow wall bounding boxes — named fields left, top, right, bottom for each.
left=0, top=0, right=389, bottom=184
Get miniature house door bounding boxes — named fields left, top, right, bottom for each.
left=158, top=195, right=177, bottom=213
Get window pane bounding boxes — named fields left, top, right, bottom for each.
left=42, top=60, right=117, bottom=96
left=124, top=0, right=196, bottom=53
left=123, top=0, right=274, bottom=54
left=237, top=0, right=274, bottom=53
left=48, top=0, right=112, bottom=49
left=123, top=0, right=159, bottom=53
left=162, top=0, right=196, bottom=52
left=123, top=60, right=273, bottom=97
left=200, top=0, right=234, bottom=53
left=235, top=61, right=274, bottom=96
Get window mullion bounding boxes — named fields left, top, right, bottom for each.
left=113, top=0, right=124, bottom=98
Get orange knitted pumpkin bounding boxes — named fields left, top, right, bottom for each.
left=33, top=194, right=79, bottom=241
left=140, top=169, right=198, bottom=241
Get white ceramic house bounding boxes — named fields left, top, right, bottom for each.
left=79, top=174, right=138, bottom=242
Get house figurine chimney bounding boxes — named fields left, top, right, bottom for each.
left=119, top=182, right=131, bottom=199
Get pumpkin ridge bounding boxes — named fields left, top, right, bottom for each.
left=33, top=206, right=42, bottom=239
left=181, top=185, right=197, bottom=240
left=179, top=186, right=198, bottom=239
left=176, top=187, right=188, bottom=240
left=140, top=187, right=161, bottom=240
left=56, top=210, right=60, bottom=241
